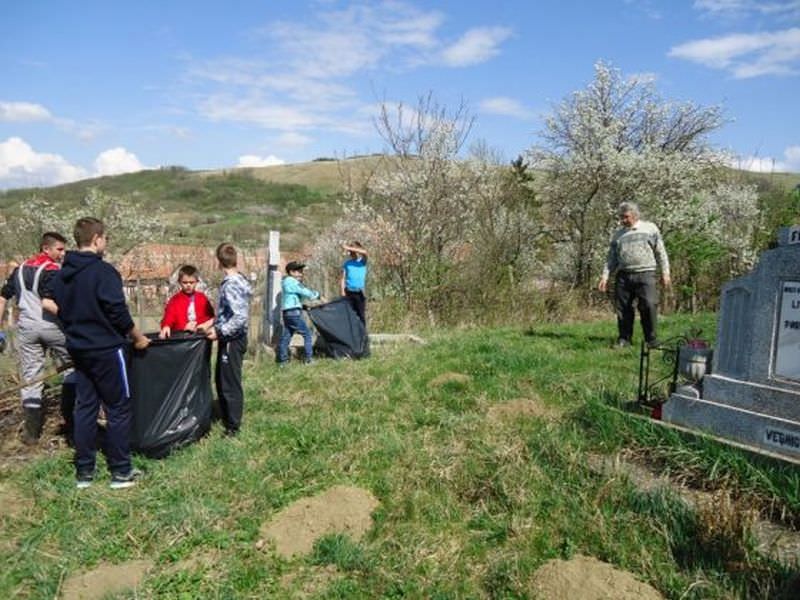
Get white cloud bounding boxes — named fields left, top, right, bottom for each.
left=263, top=2, right=445, bottom=78
left=188, top=3, right=511, bottom=137
left=0, top=101, right=52, bottom=122
left=441, top=27, right=513, bottom=67
left=669, top=27, right=800, bottom=77
left=93, top=147, right=146, bottom=176
left=0, top=139, right=151, bottom=189
left=479, top=97, right=534, bottom=119
left=0, top=100, right=104, bottom=141
left=733, top=145, right=800, bottom=172
left=693, top=0, right=800, bottom=18
left=237, top=154, right=286, bottom=168
left=276, top=132, right=313, bottom=148
left=0, top=137, right=87, bottom=188
left=190, top=59, right=356, bottom=108
left=200, top=95, right=318, bottom=130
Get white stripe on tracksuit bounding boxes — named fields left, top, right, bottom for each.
left=115, top=347, right=130, bottom=398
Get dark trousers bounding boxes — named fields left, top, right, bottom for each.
left=216, top=335, right=246, bottom=433
left=278, top=309, right=313, bottom=362
left=345, top=289, right=366, bottom=324
left=71, top=347, right=132, bottom=476
left=614, top=271, right=658, bottom=344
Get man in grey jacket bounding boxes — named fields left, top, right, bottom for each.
left=598, top=202, right=671, bottom=348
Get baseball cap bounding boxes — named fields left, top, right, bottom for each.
left=285, top=261, right=306, bottom=273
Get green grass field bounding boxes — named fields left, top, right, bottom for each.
left=2, top=314, right=798, bottom=598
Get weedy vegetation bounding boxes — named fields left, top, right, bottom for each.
left=1, top=314, right=799, bottom=599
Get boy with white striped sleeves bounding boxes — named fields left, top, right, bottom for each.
left=48, top=218, right=150, bottom=489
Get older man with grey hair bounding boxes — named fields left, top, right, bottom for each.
left=598, top=202, right=671, bottom=348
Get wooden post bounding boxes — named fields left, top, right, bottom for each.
left=262, top=231, right=281, bottom=345
left=136, top=277, right=143, bottom=330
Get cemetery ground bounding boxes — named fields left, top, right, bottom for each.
left=1, top=315, right=800, bottom=598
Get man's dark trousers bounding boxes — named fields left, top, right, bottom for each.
left=614, top=271, right=658, bottom=344
left=71, top=346, right=132, bottom=476
left=216, top=335, right=246, bottom=433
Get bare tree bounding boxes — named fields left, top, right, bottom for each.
left=325, top=94, right=543, bottom=322
left=341, top=94, right=479, bottom=311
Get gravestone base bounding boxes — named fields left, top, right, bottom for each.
left=663, top=382, right=800, bottom=461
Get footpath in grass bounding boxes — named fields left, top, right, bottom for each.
left=1, top=313, right=799, bottom=599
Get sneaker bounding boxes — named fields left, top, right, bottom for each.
left=647, top=339, right=661, bottom=349
left=303, top=358, right=314, bottom=365
left=76, top=471, right=94, bottom=489
left=615, top=339, right=631, bottom=349
left=109, top=468, right=141, bottom=489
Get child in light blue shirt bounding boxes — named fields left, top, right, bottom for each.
left=278, top=261, right=319, bottom=364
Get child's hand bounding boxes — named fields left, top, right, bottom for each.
left=206, top=328, right=218, bottom=341
left=159, top=326, right=171, bottom=339
left=185, top=320, right=197, bottom=332
left=133, top=335, right=151, bottom=350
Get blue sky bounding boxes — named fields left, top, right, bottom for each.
left=1, top=0, right=798, bottom=188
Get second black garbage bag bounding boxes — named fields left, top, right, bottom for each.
left=307, top=297, right=369, bottom=359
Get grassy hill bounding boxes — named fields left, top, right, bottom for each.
left=204, top=155, right=385, bottom=194
left=0, top=159, right=377, bottom=253
left=1, top=157, right=797, bottom=254
left=2, top=314, right=798, bottom=598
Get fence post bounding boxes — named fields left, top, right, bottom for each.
left=262, top=231, right=281, bottom=346
left=136, top=277, right=143, bottom=330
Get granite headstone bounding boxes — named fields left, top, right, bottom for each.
left=663, top=226, right=800, bottom=461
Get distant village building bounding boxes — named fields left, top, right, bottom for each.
left=116, top=242, right=307, bottom=308
left=116, top=243, right=266, bottom=304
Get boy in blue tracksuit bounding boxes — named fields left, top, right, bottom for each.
left=206, top=243, right=252, bottom=436
left=277, top=261, right=319, bottom=365
left=48, top=217, right=150, bottom=489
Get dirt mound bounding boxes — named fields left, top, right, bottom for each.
left=257, top=485, right=379, bottom=558
left=527, top=555, right=663, bottom=600
left=428, top=372, right=471, bottom=389
left=487, top=397, right=561, bottom=422
left=61, top=559, right=153, bottom=600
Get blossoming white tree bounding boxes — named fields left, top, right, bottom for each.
left=528, top=61, right=726, bottom=289
left=0, top=188, right=164, bottom=261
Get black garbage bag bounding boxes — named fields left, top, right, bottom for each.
left=129, top=332, right=212, bottom=458
left=307, top=297, right=369, bottom=359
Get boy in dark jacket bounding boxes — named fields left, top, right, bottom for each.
left=48, top=217, right=150, bottom=489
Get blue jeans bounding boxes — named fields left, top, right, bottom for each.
left=278, top=309, right=313, bottom=362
